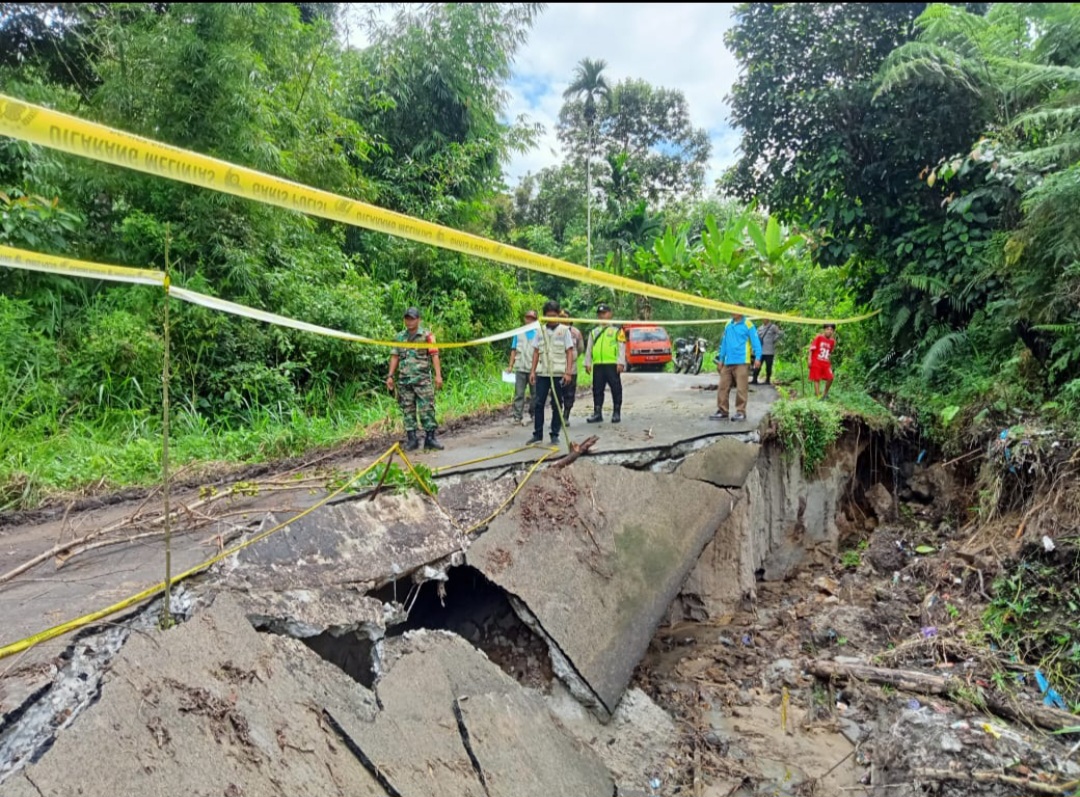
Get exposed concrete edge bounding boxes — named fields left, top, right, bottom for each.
left=0, top=587, right=199, bottom=787
left=431, top=430, right=758, bottom=482
left=507, top=595, right=610, bottom=720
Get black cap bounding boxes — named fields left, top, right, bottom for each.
left=597, top=303, right=612, bottom=314
left=403, top=307, right=420, bottom=319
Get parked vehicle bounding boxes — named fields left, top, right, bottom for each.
left=673, top=336, right=709, bottom=374
left=623, top=324, right=672, bottom=371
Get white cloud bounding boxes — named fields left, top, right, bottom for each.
left=341, top=3, right=745, bottom=190
left=503, top=3, right=744, bottom=187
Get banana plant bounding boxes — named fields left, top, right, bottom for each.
left=744, top=214, right=806, bottom=286
left=700, top=210, right=750, bottom=270
left=651, top=222, right=692, bottom=283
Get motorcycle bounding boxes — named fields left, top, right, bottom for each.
left=673, top=336, right=709, bottom=375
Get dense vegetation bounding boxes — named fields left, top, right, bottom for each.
left=2, top=2, right=1080, bottom=508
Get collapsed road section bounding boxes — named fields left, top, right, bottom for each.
left=0, top=387, right=875, bottom=794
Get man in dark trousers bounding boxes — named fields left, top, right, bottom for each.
left=528, top=299, right=575, bottom=445
left=583, top=303, right=627, bottom=424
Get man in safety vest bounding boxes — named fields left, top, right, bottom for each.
left=583, top=303, right=627, bottom=424
left=710, top=313, right=762, bottom=423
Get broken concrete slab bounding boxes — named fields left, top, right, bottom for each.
left=457, top=688, right=614, bottom=797
left=0, top=773, right=40, bottom=797
left=468, top=460, right=736, bottom=716
left=13, top=593, right=387, bottom=797
left=677, top=437, right=761, bottom=488
left=237, top=587, right=391, bottom=638
left=546, top=682, right=678, bottom=792
left=329, top=631, right=613, bottom=797
left=219, top=492, right=464, bottom=592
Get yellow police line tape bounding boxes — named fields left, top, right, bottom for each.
left=0, top=244, right=820, bottom=360
left=0, top=441, right=559, bottom=661
left=0, top=244, right=539, bottom=350
left=0, top=93, right=875, bottom=326
left=0, top=447, right=394, bottom=661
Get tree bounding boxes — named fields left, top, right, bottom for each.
left=723, top=2, right=984, bottom=266
left=562, top=57, right=610, bottom=268
left=877, top=3, right=1080, bottom=384
left=561, top=78, right=711, bottom=202
left=358, top=3, right=545, bottom=224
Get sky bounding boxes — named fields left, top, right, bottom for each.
left=344, top=3, right=745, bottom=190
left=501, top=3, right=743, bottom=187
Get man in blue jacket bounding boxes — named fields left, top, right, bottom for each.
left=710, top=313, right=762, bottom=422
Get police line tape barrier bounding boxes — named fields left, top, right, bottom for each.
left=0, top=441, right=560, bottom=661
left=0, top=244, right=829, bottom=359
left=0, top=244, right=540, bottom=350
left=0, top=94, right=877, bottom=326
left=0, top=446, right=394, bottom=661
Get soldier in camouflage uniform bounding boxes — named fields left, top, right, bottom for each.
left=386, top=307, right=444, bottom=451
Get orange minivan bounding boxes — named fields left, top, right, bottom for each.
left=623, top=324, right=672, bottom=371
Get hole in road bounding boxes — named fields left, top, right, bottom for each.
left=301, top=632, right=378, bottom=688
left=387, top=565, right=554, bottom=690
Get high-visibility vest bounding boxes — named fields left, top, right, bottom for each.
left=590, top=326, right=623, bottom=364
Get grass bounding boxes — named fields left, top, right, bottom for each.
left=766, top=358, right=895, bottom=475
left=0, top=362, right=578, bottom=511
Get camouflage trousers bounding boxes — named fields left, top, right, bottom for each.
left=397, top=378, right=437, bottom=432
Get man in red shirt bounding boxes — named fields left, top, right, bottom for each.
left=809, top=324, right=836, bottom=399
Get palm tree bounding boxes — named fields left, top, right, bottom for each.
left=563, top=58, right=610, bottom=268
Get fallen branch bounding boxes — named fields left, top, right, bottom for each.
left=804, top=659, right=1080, bottom=733
left=913, top=767, right=1077, bottom=795
left=0, top=478, right=319, bottom=586
left=551, top=436, right=599, bottom=469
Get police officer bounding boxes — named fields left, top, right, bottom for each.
left=386, top=307, right=444, bottom=451
left=584, top=303, right=627, bottom=424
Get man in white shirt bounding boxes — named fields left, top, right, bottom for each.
left=505, top=309, right=538, bottom=425
left=528, top=299, right=575, bottom=445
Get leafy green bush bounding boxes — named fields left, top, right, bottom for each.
left=771, top=397, right=844, bottom=475
left=0, top=294, right=61, bottom=425
left=68, top=306, right=165, bottom=413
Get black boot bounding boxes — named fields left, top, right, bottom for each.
left=611, top=408, right=621, bottom=424
left=585, top=409, right=603, bottom=424
left=404, top=430, right=420, bottom=451
left=424, top=431, right=444, bottom=451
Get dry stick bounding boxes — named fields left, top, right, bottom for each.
left=368, top=452, right=396, bottom=502
left=941, top=448, right=982, bottom=468
left=817, top=747, right=857, bottom=782
left=804, top=659, right=1080, bottom=733
left=913, top=767, right=1076, bottom=795
left=161, top=231, right=173, bottom=627
left=0, top=480, right=314, bottom=585
left=551, top=435, right=599, bottom=469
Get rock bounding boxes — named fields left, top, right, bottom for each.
left=839, top=718, right=863, bottom=745
left=812, top=576, right=840, bottom=595
left=766, top=659, right=799, bottom=688
left=703, top=731, right=724, bottom=748
left=939, top=732, right=964, bottom=753
left=865, top=483, right=893, bottom=521
left=867, top=526, right=906, bottom=573
left=908, top=468, right=934, bottom=502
